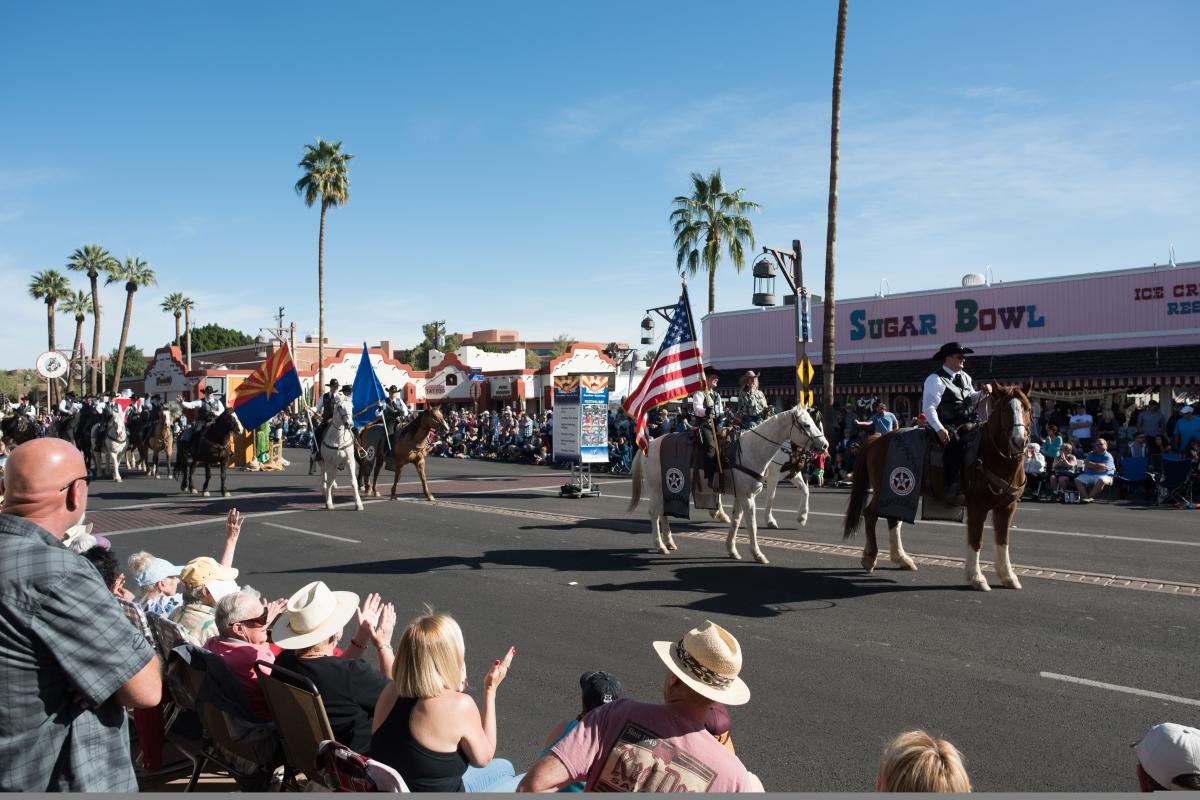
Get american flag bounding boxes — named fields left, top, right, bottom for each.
left=623, top=287, right=706, bottom=451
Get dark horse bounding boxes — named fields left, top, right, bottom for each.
left=71, top=405, right=103, bottom=473
left=1, top=412, right=42, bottom=447
left=842, top=381, right=1033, bottom=592
left=368, top=407, right=450, bottom=501
left=176, top=408, right=244, bottom=497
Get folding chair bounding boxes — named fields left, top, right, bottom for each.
left=1116, top=455, right=1154, bottom=502
left=314, top=740, right=410, bottom=792
left=147, top=612, right=190, bottom=667
left=118, top=598, right=154, bottom=644
left=254, top=660, right=335, bottom=790
left=1159, top=456, right=1196, bottom=506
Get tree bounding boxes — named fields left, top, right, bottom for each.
left=105, top=256, right=157, bottom=390
left=60, top=290, right=92, bottom=394
left=66, top=244, right=118, bottom=393
left=104, top=345, right=147, bottom=386
left=183, top=322, right=254, bottom=354
left=671, top=170, right=759, bottom=314
left=525, top=350, right=542, bottom=369
left=28, top=269, right=71, bottom=405
left=549, top=334, right=576, bottom=358
left=295, top=138, right=353, bottom=392
left=161, top=292, right=187, bottom=346
left=181, top=296, right=195, bottom=367
left=822, top=0, right=848, bottom=436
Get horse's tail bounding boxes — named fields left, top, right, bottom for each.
left=842, top=450, right=871, bottom=541
left=627, top=448, right=643, bottom=511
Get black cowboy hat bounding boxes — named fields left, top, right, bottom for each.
left=387, top=385, right=400, bottom=393
left=932, top=342, right=974, bottom=361
left=703, top=365, right=720, bottom=377
left=202, top=385, right=217, bottom=394
left=326, top=378, right=340, bottom=387
left=340, top=385, right=353, bottom=395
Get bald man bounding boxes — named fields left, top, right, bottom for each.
left=0, top=439, right=161, bottom=791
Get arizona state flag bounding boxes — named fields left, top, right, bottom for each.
left=231, top=343, right=303, bottom=430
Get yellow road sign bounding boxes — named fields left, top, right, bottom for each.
left=797, top=356, right=814, bottom=387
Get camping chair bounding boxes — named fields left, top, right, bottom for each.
left=1116, top=455, right=1154, bottom=502
left=118, top=598, right=154, bottom=644
left=1159, top=456, right=1196, bottom=506
left=314, top=740, right=410, bottom=792
left=254, top=660, right=335, bottom=790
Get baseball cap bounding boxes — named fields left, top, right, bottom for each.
left=1182, top=405, right=1195, bottom=414
left=580, top=670, right=624, bottom=712
left=1134, top=723, right=1200, bottom=790
left=180, top=556, right=239, bottom=589
left=136, top=557, right=183, bottom=587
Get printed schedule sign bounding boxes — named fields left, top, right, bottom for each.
left=552, top=374, right=610, bottom=463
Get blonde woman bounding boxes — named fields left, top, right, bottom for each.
left=370, top=609, right=517, bottom=792
left=127, top=551, right=183, bottom=617
left=876, top=730, right=971, bottom=792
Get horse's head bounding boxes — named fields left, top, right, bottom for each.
left=789, top=405, right=829, bottom=454
left=987, top=380, right=1034, bottom=457
left=225, top=408, right=246, bottom=436
left=430, top=406, right=450, bottom=435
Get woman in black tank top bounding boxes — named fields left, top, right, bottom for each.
left=371, top=696, right=468, bottom=792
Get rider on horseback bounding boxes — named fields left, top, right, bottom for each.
left=312, top=378, right=340, bottom=462
left=177, top=386, right=224, bottom=445
left=736, top=370, right=768, bottom=428
left=690, top=366, right=723, bottom=489
left=923, top=342, right=992, bottom=504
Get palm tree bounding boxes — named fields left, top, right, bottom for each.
left=66, top=244, right=118, bottom=393
left=671, top=170, right=759, bottom=314
left=549, top=334, right=576, bottom=358
left=105, top=256, right=158, bottom=390
left=181, top=296, right=195, bottom=368
left=295, top=138, right=354, bottom=390
left=60, top=290, right=92, bottom=395
left=161, top=292, right=187, bottom=347
left=822, top=0, right=849, bottom=435
left=29, top=269, right=71, bottom=405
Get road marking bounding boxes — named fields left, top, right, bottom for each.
left=1039, top=672, right=1200, bottom=707
left=101, top=499, right=388, bottom=536
left=261, top=522, right=361, bottom=543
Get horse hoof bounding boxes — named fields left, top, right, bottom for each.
left=892, top=556, right=918, bottom=571
left=970, top=576, right=992, bottom=592
left=325, top=502, right=335, bottom=510
left=202, top=491, right=210, bottom=497
left=657, top=546, right=671, bottom=555
left=667, top=541, right=678, bottom=552
left=798, top=514, right=808, bottom=527
left=861, top=555, right=878, bottom=573
left=1001, top=575, right=1023, bottom=590
left=222, top=492, right=231, bottom=498
left=754, top=552, right=770, bottom=565
left=766, top=518, right=779, bottom=530
left=355, top=504, right=364, bottom=512
left=190, top=489, right=198, bottom=496
left=728, top=550, right=742, bottom=561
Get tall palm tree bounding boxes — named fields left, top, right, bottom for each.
left=295, top=138, right=354, bottom=390
left=181, top=296, right=195, bottom=368
left=29, top=269, right=72, bottom=405
left=822, top=0, right=848, bottom=435
left=66, top=244, right=118, bottom=393
left=671, top=170, right=759, bottom=314
left=60, top=290, right=92, bottom=395
left=105, top=256, right=158, bottom=389
left=161, top=292, right=187, bottom=347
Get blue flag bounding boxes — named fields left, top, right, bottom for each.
left=230, top=344, right=303, bottom=430
left=351, top=343, right=386, bottom=430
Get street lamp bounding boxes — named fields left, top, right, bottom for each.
left=752, top=240, right=811, bottom=409
left=255, top=334, right=269, bottom=360
left=640, top=314, right=654, bottom=345
left=752, top=257, right=777, bottom=307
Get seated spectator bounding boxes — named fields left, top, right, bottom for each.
left=128, top=551, right=184, bottom=617
left=206, top=586, right=287, bottom=720
left=1050, top=443, right=1078, bottom=499
left=1023, top=443, right=1045, bottom=496
left=1125, top=432, right=1150, bottom=460
left=539, top=671, right=626, bottom=792
left=274, top=584, right=396, bottom=754
left=171, top=509, right=245, bottom=645
left=79, top=542, right=136, bottom=601
left=1134, top=723, right=1200, bottom=791
left=875, top=730, right=971, bottom=792
left=1075, top=438, right=1115, bottom=503
left=371, top=609, right=518, bottom=792
left=1175, top=405, right=1200, bottom=453
left=1096, top=408, right=1118, bottom=447
left=519, top=620, right=764, bottom=792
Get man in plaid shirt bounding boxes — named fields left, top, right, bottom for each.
left=0, top=439, right=162, bottom=791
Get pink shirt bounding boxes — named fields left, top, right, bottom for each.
left=204, top=637, right=275, bottom=720
left=551, top=699, right=751, bottom=792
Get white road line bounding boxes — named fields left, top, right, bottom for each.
left=1039, top=672, right=1200, bottom=707
left=102, top=499, right=388, bottom=536
left=261, top=522, right=361, bottom=543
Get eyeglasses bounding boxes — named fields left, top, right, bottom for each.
left=233, top=607, right=269, bottom=627
left=58, top=475, right=92, bottom=493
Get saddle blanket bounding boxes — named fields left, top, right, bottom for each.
left=877, top=427, right=929, bottom=525
left=658, top=432, right=692, bottom=519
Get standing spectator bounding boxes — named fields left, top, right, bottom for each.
left=1075, top=438, right=1116, bottom=503
left=1174, top=405, right=1200, bottom=454
left=809, top=450, right=828, bottom=488
left=1041, top=424, right=1063, bottom=462
left=1133, top=723, right=1200, bottom=792
left=1137, top=400, right=1165, bottom=439
left=0, top=438, right=161, bottom=791
left=857, top=402, right=899, bottom=436
left=1096, top=408, right=1118, bottom=448
left=1068, top=402, right=1093, bottom=453
left=875, top=730, right=971, bottom=792
left=206, top=586, right=287, bottom=720
left=519, top=620, right=763, bottom=792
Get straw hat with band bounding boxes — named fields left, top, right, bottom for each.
left=652, top=620, right=750, bottom=706
left=272, top=580, right=359, bottom=650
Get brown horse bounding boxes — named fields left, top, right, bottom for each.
left=388, top=407, right=450, bottom=502
left=140, top=405, right=176, bottom=479
left=842, top=381, right=1033, bottom=591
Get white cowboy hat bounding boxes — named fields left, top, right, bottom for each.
left=271, top=581, right=359, bottom=650
left=652, top=620, right=750, bottom=706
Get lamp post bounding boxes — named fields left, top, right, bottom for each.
left=750, top=239, right=811, bottom=409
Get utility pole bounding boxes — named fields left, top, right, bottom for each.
left=277, top=306, right=286, bottom=334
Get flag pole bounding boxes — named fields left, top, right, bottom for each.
left=678, top=279, right=724, bottom=478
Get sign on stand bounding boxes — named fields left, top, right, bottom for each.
left=553, top=374, right=610, bottom=497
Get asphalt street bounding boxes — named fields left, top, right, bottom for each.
left=85, top=451, right=1199, bottom=792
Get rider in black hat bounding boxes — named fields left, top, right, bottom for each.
left=690, top=366, right=724, bottom=489
left=923, top=342, right=992, bottom=503
left=313, top=378, right=341, bottom=462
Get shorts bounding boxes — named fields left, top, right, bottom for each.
left=814, top=468, right=825, bottom=478
left=1075, top=473, right=1113, bottom=487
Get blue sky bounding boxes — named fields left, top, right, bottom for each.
left=3, top=0, right=1198, bottom=369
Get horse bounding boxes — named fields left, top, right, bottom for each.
left=91, top=412, right=128, bottom=482
left=628, top=406, right=829, bottom=563
left=387, top=407, right=450, bottom=502
left=177, top=408, right=244, bottom=497
left=0, top=408, right=42, bottom=448
left=140, top=405, right=176, bottom=479
left=354, top=406, right=403, bottom=497
left=124, top=408, right=151, bottom=473
left=320, top=399, right=365, bottom=511
left=842, top=381, right=1033, bottom=591
left=761, top=443, right=812, bottom=530
left=73, top=405, right=102, bottom=473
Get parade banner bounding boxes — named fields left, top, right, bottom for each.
left=552, top=376, right=581, bottom=462
left=552, top=374, right=610, bottom=463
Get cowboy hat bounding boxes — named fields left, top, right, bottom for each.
left=387, top=385, right=400, bottom=393
left=202, top=385, right=217, bottom=394
left=326, top=378, right=340, bottom=387
left=653, top=620, right=750, bottom=705
left=703, top=365, right=720, bottom=378
left=340, top=384, right=354, bottom=395
left=272, top=581, right=359, bottom=650
left=740, top=370, right=759, bottom=385
left=932, top=342, right=974, bottom=361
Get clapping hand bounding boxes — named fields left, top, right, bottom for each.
left=355, top=593, right=383, bottom=639
left=266, top=598, right=288, bottom=627
left=373, top=602, right=396, bottom=648
left=483, top=646, right=516, bottom=694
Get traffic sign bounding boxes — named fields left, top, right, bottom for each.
left=36, top=351, right=68, bottom=380
left=796, top=355, right=814, bottom=387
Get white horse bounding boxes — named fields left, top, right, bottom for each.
left=628, top=406, right=828, bottom=563
left=92, top=413, right=128, bottom=482
left=320, top=398, right=365, bottom=512
left=761, top=444, right=811, bottom=530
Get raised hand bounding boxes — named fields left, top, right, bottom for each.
left=355, top=592, right=383, bottom=637
left=483, top=646, right=516, bottom=694
left=266, top=598, right=288, bottom=627
left=373, top=602, right=396, bottom=647
left=225, top=508, right=244, bottom=540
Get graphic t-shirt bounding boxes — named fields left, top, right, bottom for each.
left=551, top=699, right=751, bottom=793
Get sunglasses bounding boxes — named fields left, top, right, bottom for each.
left=58, top=475, right=92, bottom=493
left=233, top=607, right=269, bottom=628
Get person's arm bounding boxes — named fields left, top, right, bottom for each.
left=744, top=772, right=766, bottom=792
left=114, top=656, right=163, bottom=708
left=344, top=593, right=383, bottom=660
left=459, top=646, right=515, bottom=766
left=218, top=508, right=243, bottom=567
left=921, top=374, right=948, bottom=436
left=371, top=602, right=396, bottom=678
left=518, top=752, right=574, bottom=792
